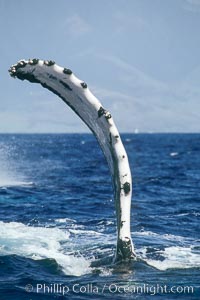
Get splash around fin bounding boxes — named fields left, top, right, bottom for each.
left=9, top=59, right=136, bottom=262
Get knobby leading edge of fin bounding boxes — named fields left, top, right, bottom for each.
left=9, top=59, right=136, bottom=262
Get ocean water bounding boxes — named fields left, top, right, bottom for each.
left=0, top=133, right=199, bottom=300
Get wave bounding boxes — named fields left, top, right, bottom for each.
left=0, top=221, right=199, bottom=276
left=135, top=230, right=200, bottom=271
left=134, top=230, right=186, bottom=242
left=0, top=221, right=91, bottom=276
left=138, top=246, right=200, bottom=271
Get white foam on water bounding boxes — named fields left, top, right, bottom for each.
left=69, top=229, right=104, bottom=236
left=134, top=230, right=186, bottom=243
left=0, top=221, right=91, bottom=276
left=170, top=152, right=179, bottom=156
left=134, top=230, right=200, bottom=270
left=0, top=179, right=33, bottom=187
left=139, top=246, right=200, bottom=270
left=55, top=218, right=76, bottom=224
left=1, top=222, right=198, bottom=275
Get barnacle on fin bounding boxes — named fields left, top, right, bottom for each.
left=105, top=113, right=112, bottom=120
left=44, top=60, right=55, bottom=66
left=123, top=182, right=131, bottom=195
left=63, top=68, right=72, bottom=75
left=29, top=58, right=39, bottom=65
left=98, top=106, right=107, bottom=118
left=81, top=82, right=87, bottom=89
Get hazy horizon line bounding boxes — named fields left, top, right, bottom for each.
left=0, top=131, right=199, bottom=135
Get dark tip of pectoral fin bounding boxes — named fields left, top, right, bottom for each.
left=8, top=66, right=16, bottom=77
left=8, top=60, right=27, bottom=77
left=9, top=62, right=40, bottom=83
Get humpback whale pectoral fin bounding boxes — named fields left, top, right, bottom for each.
left=9, top=58, right=136, bottom=263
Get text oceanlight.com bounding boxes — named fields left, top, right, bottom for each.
left=25, top=283, right=194, bottom=295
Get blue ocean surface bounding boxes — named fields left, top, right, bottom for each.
left=0, top=133, right=199, bottom=300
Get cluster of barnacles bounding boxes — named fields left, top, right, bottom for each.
left=8, top=59, right=88, bottom=90
left=97, top=106, right=112, bottom=120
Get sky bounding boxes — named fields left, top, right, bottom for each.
left=0, top=0, right=200, bottom=133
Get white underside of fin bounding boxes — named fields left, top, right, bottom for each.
left=9, top=59, right=136, bottom=260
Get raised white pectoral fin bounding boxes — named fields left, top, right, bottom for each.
left=9, top=59, right=136, bottom=261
